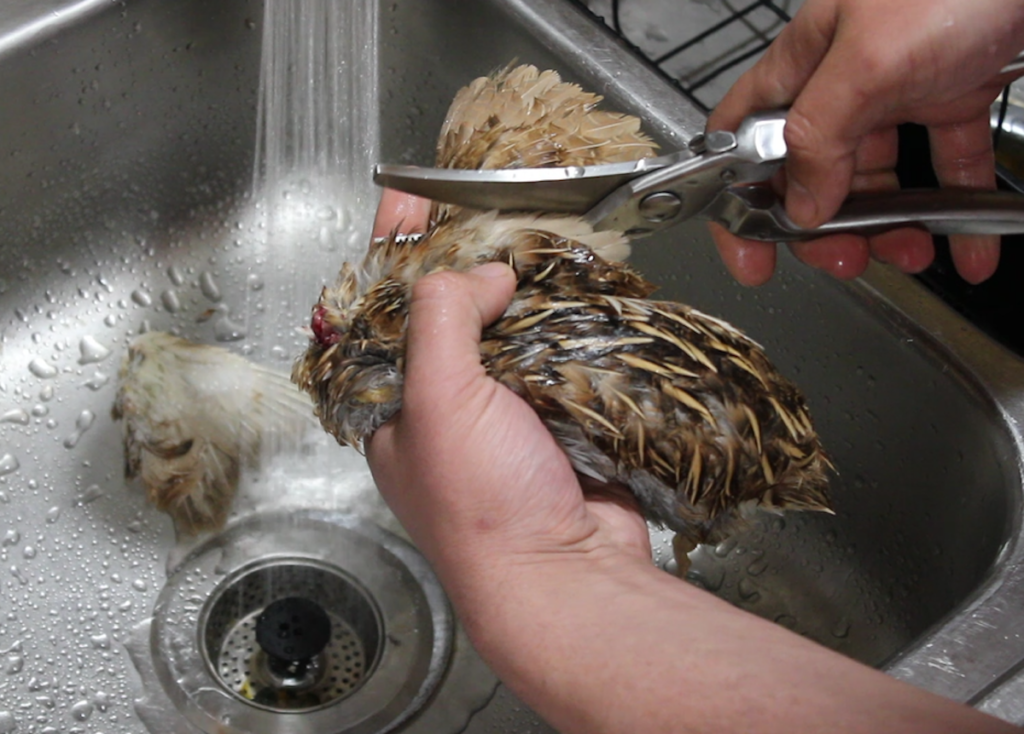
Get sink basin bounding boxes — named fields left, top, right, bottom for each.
left=2, top=0, right=1024, bottom=731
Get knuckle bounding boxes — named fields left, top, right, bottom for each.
left=783, top=107, right=834, bottom=160
left=848, top=41, right=895, bottom=86
left=784, top=103, right=859, bottom=171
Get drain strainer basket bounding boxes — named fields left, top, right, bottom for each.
left=203, top=560, right=380, bottom=710
left=151, top=510, right=453, bottom=734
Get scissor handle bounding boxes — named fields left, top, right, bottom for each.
left=711, top=186, right=1024, bottom=242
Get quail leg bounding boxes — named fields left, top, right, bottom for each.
left=672, top=534, right=697, bottom=578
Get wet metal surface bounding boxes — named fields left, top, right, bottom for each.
left=1, top=0, right=1024, bottom=731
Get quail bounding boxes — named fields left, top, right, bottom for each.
left=113, top=331, right=317, bottom=535
left=292, top=64, right=833, bottom=567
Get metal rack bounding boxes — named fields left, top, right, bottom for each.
left=579, top=0, right=794, bottom=112
left=580, top=0, right=1016, bottom=160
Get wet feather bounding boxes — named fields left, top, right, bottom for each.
left=293, top=63, right=832, bottom=555
left=113, top=332, right=317, bottom=535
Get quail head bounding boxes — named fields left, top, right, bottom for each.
left=292, top=64, right=833, bottom=564
left=113, top=331, right=317, bottom=536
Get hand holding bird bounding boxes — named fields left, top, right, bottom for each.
left=366, top=262, right=653, bottom=584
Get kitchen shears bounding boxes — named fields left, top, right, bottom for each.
left=374, top=109, right=1024, bottom=242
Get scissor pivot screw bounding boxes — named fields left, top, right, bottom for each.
left=638, top=192, right=683, bottom=222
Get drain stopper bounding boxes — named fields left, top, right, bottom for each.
left=256, top=596, right=332, bottom=681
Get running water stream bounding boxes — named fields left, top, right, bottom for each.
left=239, top=0, right=390, bottom=525
left=245, top=0, right=379, bottom=363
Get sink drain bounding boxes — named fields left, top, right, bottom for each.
left=151, top=510, right=454, bottom=734
left=203, top=562, right=380, bottom=710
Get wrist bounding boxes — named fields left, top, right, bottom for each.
left=427, top=518, right=653, bottom=620
left=444, top=546, right=663, bottom=659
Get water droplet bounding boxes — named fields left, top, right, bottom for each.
left=0, top=711, right=16, bottom=733
left=34, top=695, right=54, bottom=709
left=89, top=634, right=110, bottom=650
left=160, top=289, right=181, bottom=313
left=214, top=313, right=247, bottom=342
left=0, top=455, right=18, bottom=477
left=686, top=564, right=725, bottom=592
left=28, top=358, right=58, bottom=379
left=64, top=410, right=96, bottom=448
left=70, top=700, right=93, bottom=721
left=77, top=336, right=110, bottom=364
left=4, top=656, right=22, bottom=674
left=167, top=265, right=185, bottom=287
left=0, top=410, right=29, bottom=426
left=131, top=289, right=152, bottom=307
left=713, top=537, right=738, bottom=558
left=830, top=618, right=851, bottom=639
left=93, top=691, right=110, bottom=712
left=103, top=314, right=117, bottom=327
left=83, top=372, right=110, bottom=391
left=774, top=614, right=798, bottom=630
left=38, top=386, right=53, bottom=402
left=21, top=547, right=35, bottom=560
left=45, top=507, right=60, bottom=524
left=747, top=558, right=768, bottom=577
left=737, top=577, right=761, bottom=602
left=75, top=485, right=103, bottom=505
left=9, top=567, right=28, bottom=586
left=131, top=579, right=148, bottom=592
left=247, top=273, right=264, bottom=291
left=2, top=530, right=19, bottom=547
left=199, top=271, right=222, bottom=301
left=31, top=405, right=48, bottom=418
left=77, top=410, right=96, bottom=430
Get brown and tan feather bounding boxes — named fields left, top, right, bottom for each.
left=293, top=63, right=832, bottom=554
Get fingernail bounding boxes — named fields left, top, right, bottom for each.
left=786, top=180, right=819, bottom=228
left=471, top=262, right=513, bottom=280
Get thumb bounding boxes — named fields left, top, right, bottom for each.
left=403, top=262, right=516, bottom=408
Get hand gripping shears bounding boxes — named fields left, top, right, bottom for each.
left=374, top=110, right=1024, bottom=242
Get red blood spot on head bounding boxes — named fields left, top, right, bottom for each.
left=311, top=305, right=339, bottom=347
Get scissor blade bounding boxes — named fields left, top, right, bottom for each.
left=373, top=156, right=677, bottom=214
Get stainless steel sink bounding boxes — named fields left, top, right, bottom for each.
left=2, top=0, right=1024, bottom=731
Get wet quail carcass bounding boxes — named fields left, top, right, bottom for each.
left=292, top=64, right=833, bottom=568
left=112, top=331, right=316, bottom=535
